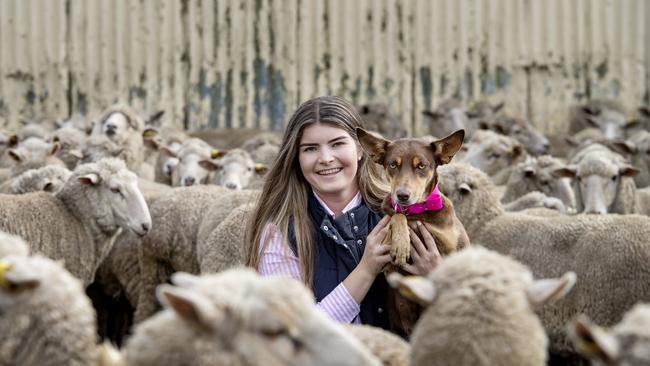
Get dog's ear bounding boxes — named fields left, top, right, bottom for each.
left=432, top=129, right=465, bottom=165
left=356, top=127, right=391, bottom=165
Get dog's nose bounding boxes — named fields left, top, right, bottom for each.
left=396, top=189, right=410, bottom=203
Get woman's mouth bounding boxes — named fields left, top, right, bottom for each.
left=316, top=167, right=343, bottom=176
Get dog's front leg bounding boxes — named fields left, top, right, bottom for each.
left=389, top=214, right=410, bottom=266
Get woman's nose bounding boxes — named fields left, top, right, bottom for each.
left=318, top=148, right=334, bottom=163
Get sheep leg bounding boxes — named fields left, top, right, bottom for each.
left=389, top=214, right=410, bottom=266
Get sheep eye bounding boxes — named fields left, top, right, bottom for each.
left=488, top=153, right=500, bottom=160
left=262, top=328, right=286, bottom=339
left=110, top=187, right=121, bottom=194
left=611, top=175, right=618, bottom=182
left=247, top=167, right=252, bottom=172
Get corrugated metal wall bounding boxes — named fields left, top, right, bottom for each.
left=1, top=0, right=648, bottom=135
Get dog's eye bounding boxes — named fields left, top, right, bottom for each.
left=389, top=162, right=397, bottom=169
left=417, top=163, right=427, bottom=170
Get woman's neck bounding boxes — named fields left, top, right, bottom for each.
left=314, top=186, right=359, bottom=218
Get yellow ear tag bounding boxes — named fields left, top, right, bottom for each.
left=143, top=130, right=155, bottom=138
left=0, top=260, right=13, bottom=290
left=255, top=163, right=266, bottom=173
left=211, top=149, right=223, bottom=159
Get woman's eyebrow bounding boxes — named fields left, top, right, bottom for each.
left=299, top=135, right=348, bottom=147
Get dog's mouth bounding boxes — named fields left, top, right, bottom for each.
left=316, top=167, right=343, bottom=176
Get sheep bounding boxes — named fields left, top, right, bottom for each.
left=93, top=104, right=147, bottom=175
left=10, top=165, right=72, bottom=194
left=478, top=114, right=550, bottom=155
left=437, top=162, right=650, bottom=359
left=162, top=138, right=216, bottom=187
left=51, top=125, right=87, bottom=169
left=422, top=99, right=474, bottom=138
left=122, top=268, right=381, bottom=366
left=357, top=103, right=406, bottom=139
left=0, top=130, right=18, bottom=168
left=568, top=99, right=634, bottom=140
left=502, top=191, right=568, bottom=214
left=136, top=186, right=258, bottom=321
left=0, top=158, right=151, bottom=285
left=0, top=254, right=99, bottom=365
left=458, top=129, right=527, bottom=184
left=502, top=155, right=577, bottom=212
left=198, top=203, right=255, bottom=274
left=240, top=132, right=281, bottom=166
left=571, top=303, right=650, bottom=366
left=189, top=128, right=282, bottom=150
left=6, top=136, right=65, bottom=177
left=344, top=324, right=410, bottom=366
left=555, top=144, right=642, bottom=215
left=465, top=100, right=505, bottom=120
left=616, top=130, right=650, bottom=188
left=199, top=148, right=268, bottom=190
left=0, top=231, right=29, bottom=258
left=389, top=246, right=576, bottom=366
left=56, top=113, right=95, bottom=135
left=141, top=126, right=188, bottom=185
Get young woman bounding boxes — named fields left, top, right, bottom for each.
left=244, top=96, right=440, bottom=329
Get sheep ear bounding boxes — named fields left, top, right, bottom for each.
left=619, top=165, right=639, bottom=177
left=608, top=140, right=637, bottom=155
left=432, top=129, right=465, bottom=165
left=571, top=315, right=619, bottom=364
left=8, top=133, right=18, bottom=147
left=78, top=173, right=100, bottom=185
left=492, top=101, right=505, bottom=113
left=49, top=142, right=60, bottom=155
left=254, top=163, right=268, bottom=175
left=422, top=110, right=445, bottom=119
left=7, top=149, right=22, bottom=162
left=553, top=166, right=576, bottom=178
left=211, top=149, right=226, bottom=159
left=523, top=166, right=536, bottom=177
left=199, top=160, right=221, bottom=172
left=585, top=116, right=600, bottom=128
left=170, top=272, right=201, bottom=288
left=582, top=105, right=600, bottom=116
left=159, top=146, right=178, bottom=158
left=387, top=272, right=436, bottom=306
left=638, top=106, right=650, bottom=118
left=527, top=271, right=576, bottom=307
left=146, top=110, right=165, bottom=126
left=510, top=144, right=524, bottom=158
left=356, top=127, right=391, bottom=165
left=0, top=260, right=41, bottom=291
left=68, top=149, right=84, bottom=159
left=157, top=285, right=218, bottom=330
left=458, top=183, right=472, bottom=194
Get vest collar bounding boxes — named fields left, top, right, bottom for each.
left=390, top=185, right=443, bottom=215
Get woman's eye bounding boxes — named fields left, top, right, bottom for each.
left=303, top=147, right=316, bottom=152
left=332, top=141, right=345, bottom=147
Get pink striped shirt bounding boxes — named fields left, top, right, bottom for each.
left=258, top=192, right=363, bottom=324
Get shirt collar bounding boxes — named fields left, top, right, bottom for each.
left=313, top=191, right=362, bottom=217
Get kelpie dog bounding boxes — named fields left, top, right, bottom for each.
left=357, top=128, right=470, bottom=336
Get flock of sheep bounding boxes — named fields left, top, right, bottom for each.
left=0, top=99, right=649, bottom=366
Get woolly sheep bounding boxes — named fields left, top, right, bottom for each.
left=344, top=324, right=410, bottom=366
left=141, top=126, right=188, bottom=185
left=357, top=103, right=406, bottom=139
left=51, top=126, right=86, bottom=169
left=121, top=268, right=381, bottom=366
left=571, top=303, right=650, bottom=366
left=422, top=99, right=474, bottom=138
left=568, top=99, right=632, bottom=140
left=0, top=158, right=151, bottom=285
left=390, top=246, right=575, bottom=366
left=240, top=132, right=281, bottom=166
left=478, top=114, right=550, bottom=155
left=619, top=130, right=650, bottom=188
left=0, top=254, right=99, bottom=365
left=10, top=165, right=72, bottom=194
left=93, top=104, right=147, bottom=174
left=189, top=128, right=281, bottom=150
left=200, top=148, right=268, bottom=190
left=556, top=144, right=641, bottom=214
left=458, top=129, right=527, bottom=184
left=502, top=155, right=577, bottom=212
left=502, top=191, right=568, bottom=214
left=437, top=163, right=650, bottom=358
left=136, top=186, right=258, bottom=321
left=0, top=130, right=18, bottom=168
left=6, top=137, right=65, bottom=177
left=162, top=138, right=216, bottom=187
left=0, top=231, right=29, bottom=258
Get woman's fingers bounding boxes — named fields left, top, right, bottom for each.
left=417, top=221, right=438, bottom=255
left=401, top=263, right=417, bottom=275
left=408, top=228, right=425, bottom=260
left=374, top=215, right=391, bottom=231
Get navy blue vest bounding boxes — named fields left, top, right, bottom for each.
left=288, top=192, right=390, bottom=329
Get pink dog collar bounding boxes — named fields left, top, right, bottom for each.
left=391, top=185, right=444, bottom=215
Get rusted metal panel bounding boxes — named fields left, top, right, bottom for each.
left=0, top=0, right=649, bottom=135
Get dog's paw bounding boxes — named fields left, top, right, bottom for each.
left=391, top=231, right=410, bottom=266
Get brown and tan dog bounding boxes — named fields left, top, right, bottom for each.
left=357, top=128, right=470, bottom=337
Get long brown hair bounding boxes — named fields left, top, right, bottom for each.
left=244, top=96, right=388, bottom=286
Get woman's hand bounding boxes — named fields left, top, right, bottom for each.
left=402, top=220, right=441, bottom=276
left=358, top=215, right=392, bottom=277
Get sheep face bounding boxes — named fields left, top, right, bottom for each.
left=75, top=161, right=152, bottom=236
left=358, top=103, right=406, bottom=139
left=11, top=165, right=72, bottom=195
left=101, top=112, right=131, bottom=143
left=201, top=149, right=266, bottom=190
left=480, top=116, right=550, bottom=156
left=52, top=127, right=85, bottom=169
left=583, top=108, right=628, bottom=140
left=556, top=153, right=638, bottom=215
left=423, top=106, right=470, bottom=139
left=139, top=269, right=380, bottom=366
left=458, top=130, right=525, bottom=177
left=164, top=139, right=213, bottom=187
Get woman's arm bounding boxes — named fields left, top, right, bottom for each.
left=258, top=224, right=361, bottom=323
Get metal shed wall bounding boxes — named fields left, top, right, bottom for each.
left=1, top=0, right=648, bottom=135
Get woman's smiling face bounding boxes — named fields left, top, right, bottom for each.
left=298, top=123, right=361, bottom=199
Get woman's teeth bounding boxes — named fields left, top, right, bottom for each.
left=317, top=168, right=342, bottom=175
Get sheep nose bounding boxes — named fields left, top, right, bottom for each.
left=396, top=189, right=410, bottom=203
left=225, top=182, right=238, bottom=190
left=184, top=177, right=196, bottom=186
left=141, top=222, right=150, bottom=233
left=541, top=143, right=550, bottom=153
left=584, top=208, right=606, bottom=215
